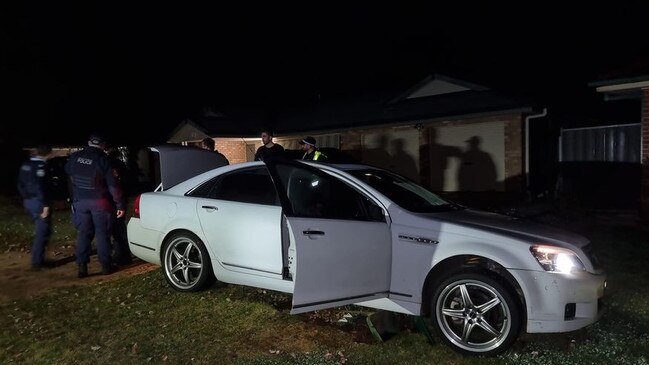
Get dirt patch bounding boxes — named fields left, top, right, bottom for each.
left=0, top=245, right=158, bottom=304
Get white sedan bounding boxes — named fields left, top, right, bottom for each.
left=127, top=145, right=606, bottom=356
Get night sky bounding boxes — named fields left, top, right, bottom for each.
left=2, top=2, right=649, bottom=147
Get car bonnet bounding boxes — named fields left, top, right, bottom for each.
left=421, top=209, right=590, bottom=249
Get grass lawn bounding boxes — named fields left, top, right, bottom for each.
left=1, top=195, right=648, bottom=364
left=0, top=196, right=77, bottom=253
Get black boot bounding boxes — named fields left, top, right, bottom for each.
left=101, top=263, right=118, bottom=275
left=112, top=254, right=133, bottom=266
left=78, top=264, right=88, bottom=278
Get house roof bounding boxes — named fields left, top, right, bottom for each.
left=175, top=107, right=268, bottom=139
left=388, top=73, right=489, bottom=104
left=588, top=56, right=649, bottom=100
left=590, top=56, right=649, bottom=86
left=171, top=74, right=537, bottom=139
left=273, top=89, right=534, bottom=135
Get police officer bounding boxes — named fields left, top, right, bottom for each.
left=65, top=134, right=124, bottom=278
left=17, top=145, right=54, bottom=270
left=299, top=136, right=327, bottom=161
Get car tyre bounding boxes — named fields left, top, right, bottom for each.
left=162, top=231, right=214, bottom=292
left=430, top=272, right=521, bottom=356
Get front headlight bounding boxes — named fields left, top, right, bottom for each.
left=530, top=245, right=585, bottom=273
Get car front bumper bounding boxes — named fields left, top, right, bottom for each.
left=509, top=268, right=606, bottom=333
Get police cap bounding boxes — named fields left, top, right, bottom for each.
left=88, top=133, right=105, bottom=146
left=298, top=136, right=316, bottom=147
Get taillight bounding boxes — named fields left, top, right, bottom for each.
left=133, top=194, right=141, bottom=218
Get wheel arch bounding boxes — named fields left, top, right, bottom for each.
left=160, top=228, right=207, bottom=262
left=421, top=255, right=526, bottom=321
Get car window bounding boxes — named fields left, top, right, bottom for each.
left=347, top=168, right=462, bottom=213
left=188, top=167, right=280, bottom=206
left=187, top=176, right=219, bottom=197
left=275, top=164, right=384, bottom=221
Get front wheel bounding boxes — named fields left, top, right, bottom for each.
left=162, top=231, right=213, bottom=292
left=430, top=272, right=521, bottom=356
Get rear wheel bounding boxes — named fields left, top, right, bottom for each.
left=430, top=272, right=521, bottom=356
left=162, top=231, right=213, bottom=292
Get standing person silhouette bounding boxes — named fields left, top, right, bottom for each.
left=299, top=136, right=327, bottom=161
left=65, top=134, right=124, bottom=278
left=458, top=136, right=497, bottom=191
left=106, top=146, right=132, bottom=266
left=254, top=130, right=284, bottom=161
left=17, top=145, right=54, bottom=270
left=201, top=137, right=229, bottom=164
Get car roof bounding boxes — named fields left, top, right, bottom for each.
left=325, top=163, right=381, bottom=171
left=151, top=144, right=385, bottom=192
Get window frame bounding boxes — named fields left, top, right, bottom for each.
left=266, top=160, right=386, bottom=222
left=186, top=166, right=280, bottom=206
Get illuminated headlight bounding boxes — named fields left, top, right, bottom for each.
left=530, top=245, right=585, bottom=273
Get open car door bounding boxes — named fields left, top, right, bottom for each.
left=266, top=160, right=391, bottom=314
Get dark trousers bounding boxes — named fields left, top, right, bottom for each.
left=73, top=199, right=113, bottom=266
left=24, top=198, right=51, bottom=266
left=111, top=215, right=131, bottom=262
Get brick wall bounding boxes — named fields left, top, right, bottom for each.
left=642, top=89, right=649, bottom=215
left=504, top=116, right=524, bottom=191
left=339, top=124, right=420, bottom=165
left=339, top=129, right=369, bottom=161
left=215, top=139, right=248, bottom=164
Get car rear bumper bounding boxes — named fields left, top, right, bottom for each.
left=510, top=269, right=606, bottom=333
left=127, top=217, right=163, bottom=265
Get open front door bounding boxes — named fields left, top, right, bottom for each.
left=266, top=160, right=391, bottom=314
left=287, top=217, right=391, bottom=313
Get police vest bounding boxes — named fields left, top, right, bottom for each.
left=17, top=158, right=49, bottom=201
left=64, top=147, right=124, bottom=208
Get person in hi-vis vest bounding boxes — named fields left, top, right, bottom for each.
left=299, top=136, right=327, bottom=162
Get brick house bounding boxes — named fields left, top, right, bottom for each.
left=167, top=74, right=541, bottom=194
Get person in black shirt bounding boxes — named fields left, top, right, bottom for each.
left=254, top=130, right=284, bottom=161
left=201, top=137, right=229, bottom=164
left=106, top=146, right=133, bottom=266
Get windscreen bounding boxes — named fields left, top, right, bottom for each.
left=348, top=169, right=462, bottom=213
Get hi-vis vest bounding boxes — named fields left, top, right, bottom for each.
left=304, top=150, right=327, bottom=161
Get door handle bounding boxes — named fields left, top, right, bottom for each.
left=303, top=230, right=324, bottom=236
left=201, top=205, right=218, bottom=211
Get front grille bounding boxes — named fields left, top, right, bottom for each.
left=581, top=243, right=602, bottom=270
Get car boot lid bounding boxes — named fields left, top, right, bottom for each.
left=150, top=144, right=228, bottom=190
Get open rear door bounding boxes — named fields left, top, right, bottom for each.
left=265, top=160, right=391, bottom=314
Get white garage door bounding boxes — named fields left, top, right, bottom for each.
left=362, top=130, right=420, bottom=183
